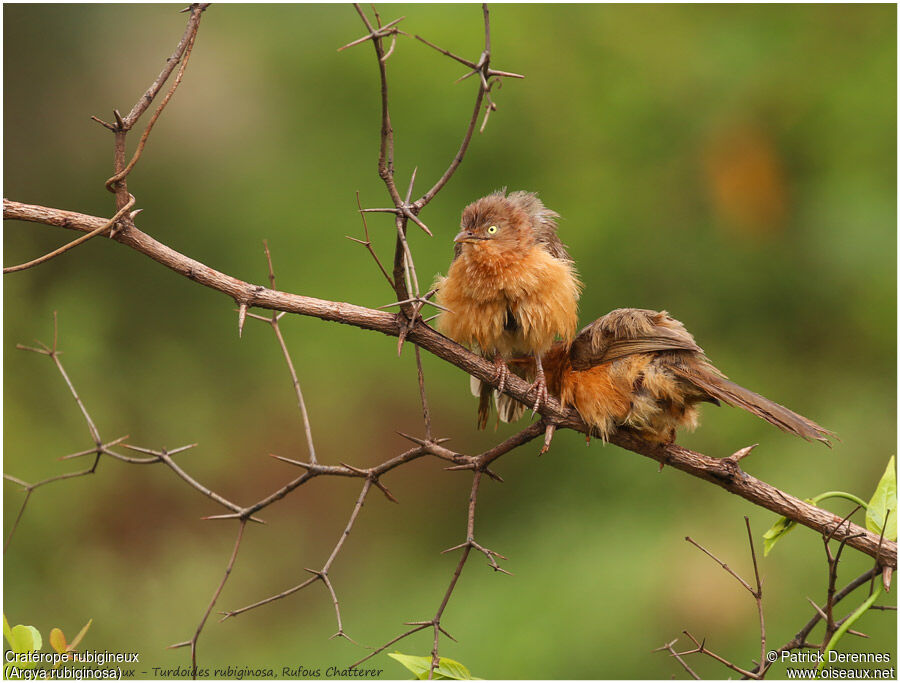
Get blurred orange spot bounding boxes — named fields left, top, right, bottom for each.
left=704, top=122, right=788, bottom=238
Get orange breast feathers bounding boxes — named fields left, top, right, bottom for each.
left=435, top=242, right=581, bottom=357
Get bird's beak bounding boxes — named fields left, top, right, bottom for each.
left=454, top=230, right=484, bottom=244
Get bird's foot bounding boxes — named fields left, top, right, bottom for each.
left=491, top=356, right=510, bottom=393
left=527, top=376, right=549, bottom=416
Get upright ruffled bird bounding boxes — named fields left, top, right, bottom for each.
left=435, top=190, right=581, bottom=428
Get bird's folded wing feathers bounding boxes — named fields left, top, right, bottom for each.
left=569, top=308, right=704, bottom=370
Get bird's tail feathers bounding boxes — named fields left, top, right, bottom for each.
left=495, top=362, right=531, bottom=425
left=496, top=392, right=527, bottom=424
left=673, top=366, right=834, bottom=446
left=471, top=375, right=494, bottom=430
left=470, top=364, right=532, bottom=429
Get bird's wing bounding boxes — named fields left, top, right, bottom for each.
left=506, top=190, right=573, bottom=262
left=568, top=308, right=704, bottom=370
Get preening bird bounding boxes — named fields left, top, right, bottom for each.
left=514, top=308, right=833, bottom=445
left=434, top=190, right=581, bottom=427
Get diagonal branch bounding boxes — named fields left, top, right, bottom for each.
left=121, top=4, right=210, bottom=128
left=106, top=4, right=209, bottom=218
left=414, top=4, right=524, bottom=210
left=220, top=479, right=372, bottom=630
left=679, top=519, right=766, bottom=679
left=4, top=198, right=896, bottom=568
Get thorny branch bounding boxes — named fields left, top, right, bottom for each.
left=169, top=519, right=248, bottom=678
left=670, top=519, right=767, bottom=679
left=106, top=3, right=209, bottom=219
left=242, top=240, right=320, bottom=465
left=3, top=318, right=255, bottom=546
left=660, top=511, right=894, bottom=679
left=349, top=464, right=515, bottom=679
left=4, top=4, right=896, bottom=679
left=5, top=195, right=897, bottom=555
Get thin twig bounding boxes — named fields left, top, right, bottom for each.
left=414, top=346, right=432, bottom=441
left=685, top=535, right=755, bottom=595
left=222, top=480, right=372, bottom=624
left=121, top=4, right=210, bottom=128
left=349, top=192, right=394, bottom=289
left=104, top=19, right=201, bottom=192
left=654, top=639, right=700, bottom=680
left=750, top=568, right=883, bottom=677
left=168, top=519, right=247, bottom=681
left=272, top=307, right=318, bottom=464
left=676, top=630, right=759, bottom=679
left=744, top=517, right=766, bottom=675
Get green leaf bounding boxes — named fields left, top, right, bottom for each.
left=866, top=456, right=897, bottom=541
left=388, top=652, right=475, bottom=680
left=434, top=658, right=474, bottom=680
left=389, top=653, right=437, bottom=679
left=766, top=490, right=875, bottom=556
left=762, top=516, right=797, bottom=556
left=8, top=624, right=41, bottom=653
left=49, top=627, right=67, bottom=654
left=4, top=623, right=42, bottom=673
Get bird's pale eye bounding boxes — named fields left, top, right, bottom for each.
left=487, top=225, right=498, bottom=235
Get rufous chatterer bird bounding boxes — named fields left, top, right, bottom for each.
left=435, top=190, right=582, bottom=428
left=512, top=308, right=833, bottom=446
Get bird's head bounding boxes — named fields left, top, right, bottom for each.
left=454, top=191, right=535, bottom=256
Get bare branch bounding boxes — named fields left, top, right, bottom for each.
left=415, top=4, right=523, bottom=209
left=744, top=517, right=766, bottom=673
left=676, top=630, right=759, bottom=679
left=653, top=639, right=700, bottom=680
left=349, top=191, right=394, bottom=289
left=222, top=480, right=372, bottom=626
left=120, top=4, right=210, bottom=128
left=245, top=245, right=320, bottom=466
left=104, top=16, right=201, bottom=193
left=168, top=519, right=247, bottom=679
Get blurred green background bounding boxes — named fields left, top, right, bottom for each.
left=4, top=4, right=896, bottom=679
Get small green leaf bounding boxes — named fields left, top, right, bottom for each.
left=866, top=456, right=897, bottom=542
left=388, top=653, right=436, bottom=679
left=67, top=618, right=92, bottom=651
left=49, top=627, right=67, bottom=654
left=4, top=623, right=42, bottom=673
left=434, top=658, right=473, bottom=680
left=762, top=516, right=796, bottom=556
left=8, top=624, right=42, bottom=653
left=388, top=652, right=475, bottom=680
